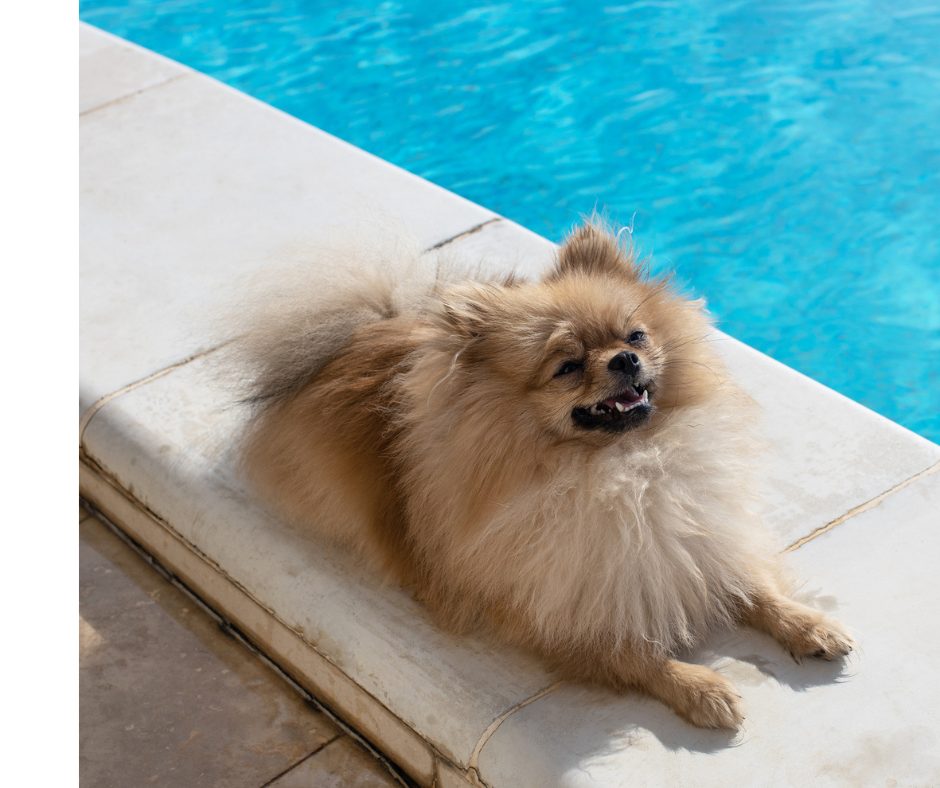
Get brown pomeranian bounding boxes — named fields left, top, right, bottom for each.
left=239, top=221, right=852, bottom=729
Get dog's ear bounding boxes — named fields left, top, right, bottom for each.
left=438, top=282, right=507, bottom=339
left=547, top=222, right=641, bottom=282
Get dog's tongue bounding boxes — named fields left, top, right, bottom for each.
left=604, top=389, right=642, bottom=408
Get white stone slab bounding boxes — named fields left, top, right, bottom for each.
left=80, top=34, right=495, bottom=414
left=435, top=217, right=558, bottom=281
left=716, top=337, right=940, bottom=545
left=80, top=24, right=186, bottom=114
left=79, top=22, right=112, bottom=56
left=477, top=467, right=940, bottom=787
left=80, top=353, right=553, bottom=770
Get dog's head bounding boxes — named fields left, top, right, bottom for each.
left=434, top=222, right=725, bottom=446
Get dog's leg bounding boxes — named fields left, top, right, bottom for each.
left=579, top=646, right=745, bottom=729
left=638, top=656, right=745, bottom=729
left=744, top=587, right=854, bottom=662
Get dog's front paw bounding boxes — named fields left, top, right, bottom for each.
left=666, top=663, right=745, bottom=730
left=792, top=618, right=854, bottom=662
left=777, top=605, right=855, bottom=662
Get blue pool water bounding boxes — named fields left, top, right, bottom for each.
left=81, top=1, right=940, bottom=442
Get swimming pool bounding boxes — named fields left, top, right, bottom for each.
left=80, top=1, right=940, bottom=443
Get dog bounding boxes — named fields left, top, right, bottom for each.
left=238, top=221, right=853, bottom=728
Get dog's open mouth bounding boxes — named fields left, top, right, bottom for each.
left=572, top=385, right=653, bottom=432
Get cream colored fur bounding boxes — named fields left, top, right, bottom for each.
left=401, top=402, right=777, bottom=656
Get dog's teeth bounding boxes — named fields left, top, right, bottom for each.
left=641, top=390, right=649, bottom=402
left=614, top=401, right=626, bottom=412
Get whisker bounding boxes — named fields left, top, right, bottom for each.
left=655, top=333, right=714, bottom=354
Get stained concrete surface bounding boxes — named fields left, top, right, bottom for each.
left=79, top=507, right=398, bottom=787
left=268, top=737, right=401, bottom=787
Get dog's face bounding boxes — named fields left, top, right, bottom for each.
left=528, top=284, right=661, bottom=437
left=438, top=224, right=721, bottom=446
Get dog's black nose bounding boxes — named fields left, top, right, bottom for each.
left=608, top=351, right=640, bottom=374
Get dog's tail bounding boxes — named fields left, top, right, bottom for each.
left=231, top=236, right=440, bottom=409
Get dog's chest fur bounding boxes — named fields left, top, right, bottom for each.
left=426, top=407, right=771, bottom=653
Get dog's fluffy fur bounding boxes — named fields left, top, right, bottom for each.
left=239, top=222, right=852, bottom=729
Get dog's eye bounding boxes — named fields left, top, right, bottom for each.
left=555, top=360, right=583, bottom=377
left=627, top=330, right=647, bottom=345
